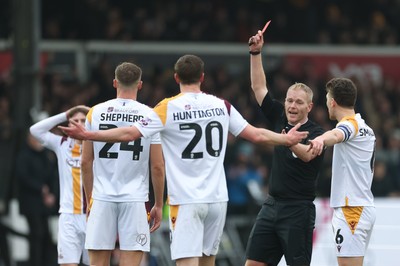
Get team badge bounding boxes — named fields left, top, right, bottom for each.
left=136, top=234, right=148, bottom=246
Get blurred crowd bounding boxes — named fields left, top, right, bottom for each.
left=0, top=0, right=399, bottom=45
left=40, top=0, right=400, bottom=45
left=2, top=53, right=400, bottom=204
left=0, top=0, right=400, bottom=221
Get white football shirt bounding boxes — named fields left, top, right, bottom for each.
left=86, top=98, right=161, bottom=202
left=30, top=113, right=86, bottom=214
left=134, top=92, right=248, bottom=205
left=330, top=113, right=376, bottom=207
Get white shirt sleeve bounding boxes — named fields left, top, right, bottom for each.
left=228, top=105, right=248, bottom=137
left=29, top=112, right=67, bottom=149
left=134, top=109, right=164, bottom=139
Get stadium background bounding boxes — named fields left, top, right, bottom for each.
left=1, top=0, right=400, bottom=265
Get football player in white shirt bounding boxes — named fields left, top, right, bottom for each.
left=308, top=78, right=376, bottom=266
left=30, top=105, right=90, bottom=266
left=60, top=55, right=308, bottom=266
left=81, top=62, right=165, bottom=266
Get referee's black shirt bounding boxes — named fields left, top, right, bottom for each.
left=260, top=93, right=325, bottom=201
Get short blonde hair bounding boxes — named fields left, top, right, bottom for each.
left=288, top=82, right=313, bottom=103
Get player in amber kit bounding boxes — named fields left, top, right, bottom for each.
left=30, top=105, right=90, bottom=265
left=308, top=78, right=376, bottom=266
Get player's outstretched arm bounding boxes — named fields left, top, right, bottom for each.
left=307, top=129, right=344, bottom=155
left=239, top=123, right=308, bottom=147
left=59, top=119, right=142, bottom=142
left=289, top=142, right=320, bottom=162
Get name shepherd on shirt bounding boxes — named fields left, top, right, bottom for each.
left=172, top=108, right=225, bottom=121
left=100, top=113, right=143, bottom=122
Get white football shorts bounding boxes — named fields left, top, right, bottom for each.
left=57, top=213, right=89, bottom=265
left=332, top=206, right=376, bottom=257
left=85, top=200, right=150, bottom=251
left=169, top=202, right=227, bottom=260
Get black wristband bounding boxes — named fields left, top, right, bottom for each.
left=249, top=50, right=261, bottom=55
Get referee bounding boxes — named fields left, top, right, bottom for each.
left=245, top=30, right=326, bottom=266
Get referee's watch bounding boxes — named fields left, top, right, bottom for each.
left=249, top=50, right=261, bottom=55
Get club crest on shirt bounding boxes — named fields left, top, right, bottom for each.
left=171, top=216, right=176, bottom=224
left=348, top=220, right=358, bottom=234
left=139, top=117, right=152, bottom=126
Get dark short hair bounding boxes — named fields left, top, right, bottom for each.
left=115, top=62, right=142, bottom=87
left=325, top=78, right=357, bottom=107
left=174, top=55, right=204, bottom=85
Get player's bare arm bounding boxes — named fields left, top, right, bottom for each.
left=281, top=123, right=308, bottom=146
left=81, top=140, right=94, bottom=212
left=280, top=126, right=320, bottom=162
left=290, top=143, right=319, bottom=162
left=240, top=123, right=308, bottom=147
left=308, top=129, right=344, bottom=155
left=149, top=143, right=165, bottom=233
left=59, top=119, right=142, bottom=142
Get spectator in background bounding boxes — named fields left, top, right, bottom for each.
left=371, top=159, right=397, bottom=197
left=36, top=0, right=400, bottom=45
left=226, top=141, right=265, bottom=248
left=0, top=96, right=11, bottom=141
left=226, top=141, right=264, bottom=216
left=15, top=132, right=58, bottom=266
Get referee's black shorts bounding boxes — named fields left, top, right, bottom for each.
left=245, top=196, right=315, bottom=266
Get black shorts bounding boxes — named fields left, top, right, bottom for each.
left=245, top=196, right=316, bottom=266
